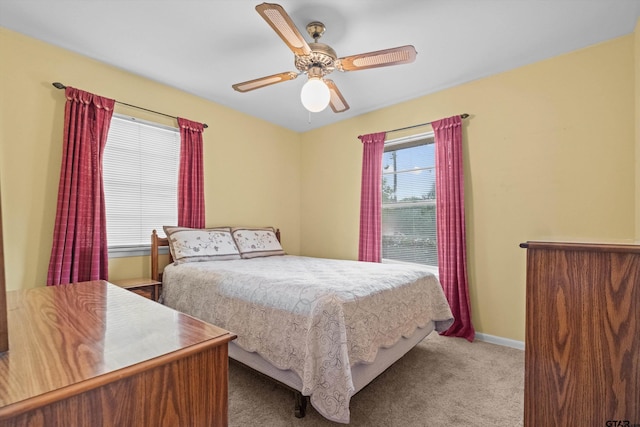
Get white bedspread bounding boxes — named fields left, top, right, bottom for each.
left=162, top=255, right=453, bottom=423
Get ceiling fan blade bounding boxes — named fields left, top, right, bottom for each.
left=255, top=3, right=311, bottom=56
left=324, top=79, right=349, bottom=113
left=336, top=45, right=417, bottom=72
left=232, top=72, right=298, bottom=93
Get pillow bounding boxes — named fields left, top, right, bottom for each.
left=163, top=226, right=241, bottom=263
left=231, top=227, right=285, bottom=259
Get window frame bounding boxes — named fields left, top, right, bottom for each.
left=103, top=114, right=178, bottom=258
left=380, top=131, right=438, bottom=271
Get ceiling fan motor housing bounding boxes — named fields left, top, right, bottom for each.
left=295, top=42, right=337, bottom=76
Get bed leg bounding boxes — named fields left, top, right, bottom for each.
left=294, top=391, right=307, bottom=418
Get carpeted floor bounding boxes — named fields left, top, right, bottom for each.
left=228, top=333, right=524, bottom=426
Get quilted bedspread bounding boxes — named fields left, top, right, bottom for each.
left=161, top=255, right=453, bottom=423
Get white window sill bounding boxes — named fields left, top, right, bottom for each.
left=108, top=245, right=170, bottom=259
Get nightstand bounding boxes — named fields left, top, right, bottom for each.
left=111, top=278, right=162, bottom=302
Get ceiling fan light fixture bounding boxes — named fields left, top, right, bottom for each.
left=300, top=77, right=330, bottom=112
left=234, top=4, right=417, bottom=115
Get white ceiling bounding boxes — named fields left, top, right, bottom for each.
left=1, top=1, right=639, bottom=132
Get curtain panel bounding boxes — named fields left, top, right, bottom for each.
left=358, top=132, right=386, bottom=262
left=177, top=118, right=205, bottom=228
left=47, top=87, right=115, bottom=285
left=433, top=115, right=475, bottom=341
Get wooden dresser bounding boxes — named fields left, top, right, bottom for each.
left=0, top=280, right=236, bottom=427
left=521, top=241, right=639, bottom=427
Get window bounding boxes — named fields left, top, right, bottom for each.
left=103, top=114, right=179, bottom=257
left=381, top=132, right=437, bottom=267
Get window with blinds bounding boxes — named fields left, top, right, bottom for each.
left=381, top=132, right=437, bottom=267
left=103, top=114, right=179, bottom=256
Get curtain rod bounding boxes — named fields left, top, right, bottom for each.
left=51, top=82, right=208, bottom=129
left=385, top=113, right=469, bottom=134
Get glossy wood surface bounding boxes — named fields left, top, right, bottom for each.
left=3, top=344, right=230, bottom=427
left=521, top=240, right=640, bottom=253
left=523, top=241, right=639, bottom=426
left=0, top=281, right=236, bottom=425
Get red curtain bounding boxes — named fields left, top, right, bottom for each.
left=177, top=118, right=205, bottom=228
left=47, top=87, right=115, bottom=285
left=357, top=132, right=386, bottom=262
left=433, top=115, right=475, bottom=341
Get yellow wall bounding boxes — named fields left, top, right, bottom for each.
left=0, top=27, right=301, bottom=291
left=300, top=35, right=636, bottom=342
left=1, top=26, right=637, bottom=342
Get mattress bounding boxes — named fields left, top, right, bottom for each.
left=229, top=320, right=436, bottom=393
left=162, top=255, right=453, bottom=423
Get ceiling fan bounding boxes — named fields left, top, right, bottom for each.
left=232, top=2, right=417, bottom=113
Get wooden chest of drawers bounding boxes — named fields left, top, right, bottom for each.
left=0, top=281, right=236, bottom=427
left=521, top=241, right=639, bottom=426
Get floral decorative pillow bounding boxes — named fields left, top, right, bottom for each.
left=231, top=227, right=285, bottom=259
left=163, top=226, right=241, bottom=263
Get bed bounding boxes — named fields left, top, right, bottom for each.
left=151, top=226, right=454, bottom=424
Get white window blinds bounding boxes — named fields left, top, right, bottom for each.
left=103, top=114, right=179, bottom=255
left=381, top=132, right=438, bottom=267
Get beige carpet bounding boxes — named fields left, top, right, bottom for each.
left=228, top=333, right=524, bottom=426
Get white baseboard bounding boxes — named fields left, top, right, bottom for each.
left=475, top=333, right=525, bottom=350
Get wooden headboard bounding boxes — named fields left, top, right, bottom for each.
left=150, top=229, right=170, bottom=282
left=150, top=228, right=281, bottom=282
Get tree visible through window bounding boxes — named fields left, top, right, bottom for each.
left=381, top=133, right=437, bottom=266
